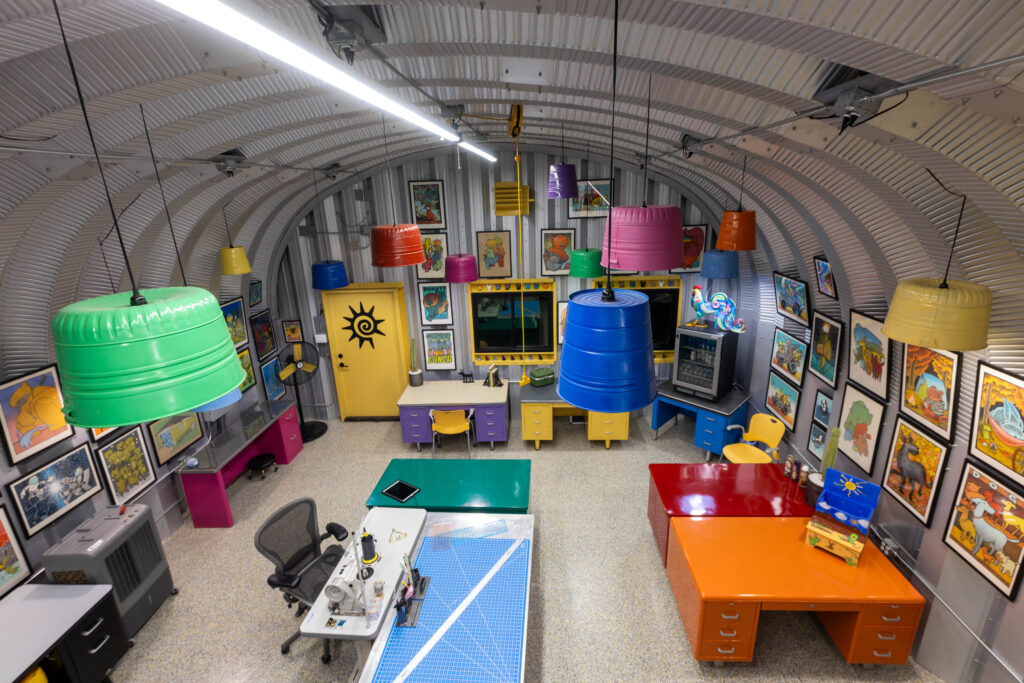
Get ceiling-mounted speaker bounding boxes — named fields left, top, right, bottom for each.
left=494, top=182, right=532, bottom=216
left=507, top=104, right=523, bottom=138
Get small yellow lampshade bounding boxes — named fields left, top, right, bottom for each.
left=882, top=277, right=992, bottom=351
left=220, top=246, right=251, bottom=275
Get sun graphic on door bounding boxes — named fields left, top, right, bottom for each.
left=342, top=302, right=385, bottom=349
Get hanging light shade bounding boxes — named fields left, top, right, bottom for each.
left=371, top=224, right=425, bottom=267
left=558, top=288, right=657, bottom=413
left=445, top=254, right=478, bottom=283
left=312, top=260, right=350, bottom=289
left=547, top=164, right=578, bottom=199
left=195, top=387, right=242, bottom=412
left=52, top=287, right=245, bottom=427
left=882, top=278, right=991, bottom=351
left=716, top=210, right=756, bottom=251
left=701, top=249, right=739, bottom=279
left=569, top=249, right=604, bottom=278
left=600, top=205, right=684, bottom=271
left=220, top=246, right=251, bottom=275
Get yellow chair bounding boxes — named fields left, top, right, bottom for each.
left=721, top=413, right=786, bottom=464
left=430, top=408, right=474, bottom=457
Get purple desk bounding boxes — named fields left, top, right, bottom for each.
left=647, top=463, right=814, bottom=565
left=397, top=380, right=509, bottom=451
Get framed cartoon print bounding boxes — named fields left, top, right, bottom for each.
left=765, top=371, right=800, bottom=431
left=418, top=232, right=448, bottom=280
left=770, top=327, right=808, bottom=386
left=418, top=283, right=453, bottom=326
left=476, top=231, right=512, bottom=278
left=249, top=310, right=277, bottom=361
left=0, top=365, right=74, bottom=465
left=772, top=272, right=810, bottom=326
left=970, top=362, right=1024, bottom=489
left=848, top=309, right=891, bottom=400
left=837, top=382, right=886, bottom=476
left=902, top=344, right=960, bottom=443
left=813, top=257, right=837, bottom=299
left=409, top=180, right=446, bottom=230
left=423, top=329, right=457, bottom=371
left=540, top=229, right=575, bottom=276
left=220, top=297, right=248, bottom=348
left=9, top=444, right=101, bottom=536
left=96, top=426, right=156, bottom=506
left=883, top=416, right=950, bottom=526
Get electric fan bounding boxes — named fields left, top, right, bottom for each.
left=277, top=341, right=328, bottom=442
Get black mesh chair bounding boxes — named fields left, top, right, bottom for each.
left=254, top=498, right=348, bottom=663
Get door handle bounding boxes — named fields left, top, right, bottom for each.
left=338, top=362, right=347, bottom=368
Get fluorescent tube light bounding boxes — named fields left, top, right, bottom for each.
left=459, top=140, right=497, bottom=163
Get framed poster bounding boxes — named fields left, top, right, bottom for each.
left=0, top=365, right=74, bottom=465
left=282, top=320, right=303, bottom=343
left=813, top=390, right=833, bottom=427
left=902, top=344, right=961, bottom=443
left=220, top=297, right=248, bottom=348
left=418, top=283, right=453, bottom=326
left=261, top=358, right=287, bottom=401
left=772, top=272, right=810, bottom=326
left=808, top=422, right=828, bottom=461
left=837, top=382, right=886, bottom=476
left=557, top=301, right=568, bottom=345
left=943, top=459, right=1024, bottom=600
left=770, top=327, right=808, bottom=386
left=96, top=426, right=155, bottom=506
left=90, top=427, right=117, bottom=442
left=9, top=444, right=101, bottom=536
left=418, top=232, right=448, bottom=280
left=765, top=371, right=800, bottom=431
left=883, top=416, right=950, bottom=527
left=540, top=229, right=575, bottom=276
left=670, top=225, right=707, bottom=274
left=808, top=311, right=843, bottom=388
left=476, top=231, right=512, bottom=278
left=0, top=505, right=31, bottom=598
left=848, top=310, right=892, bottom=400
left=249, top=310, right=277, bottom=361
left=970, top=362, right=1024, bottom=489
left=569, top=179, right=612, bottom=219
left=148, top=413, right=202, bottom=466
left=248, top=279, right=262, bottom=307
left=238, top=348, right=256, bottom=393
left=813, top=257, right=837, bottom=299
left=423, top=329, right=457, bottom=371
left=408, top=180, right=446, bottom=230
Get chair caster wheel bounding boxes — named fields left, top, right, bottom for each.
left=247, top=472, right=253, bottom=479
left=128, top=639, right=135, bottom=648
left=281, top=645, right=290, bottom=655
left=170, top=588, right=179, bottom=596
left=321, top=654, right=331, bottom=664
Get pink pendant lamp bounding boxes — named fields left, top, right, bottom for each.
left=445, top=253, right=478, bottom=283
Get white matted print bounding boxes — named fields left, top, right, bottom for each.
left=837, top=382, right=886, bottom=476
left=423, top=329, right=457, bottom=370
left=848, top=309, right=891, bottom=400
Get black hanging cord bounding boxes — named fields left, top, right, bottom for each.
left=926, top=168, right=968, bottom=289
left=381, top=114, right=398, bottom=225
left=602, top=0, right=619, bottom=302
left=560, top=122, right=566, bottom=164
left=222, top=203, right=234, bottom=248
left=642, top=72, right=652, bottom=208
left=140, top=104, right=187, bottom=286
left=738, top=156, right=747, bottom=212
left=53, top=0, right=145, bottom=305
left=98, top=237, right=116, bottom=293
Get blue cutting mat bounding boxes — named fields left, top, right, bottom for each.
left=371, top=536, right=530, bottom=683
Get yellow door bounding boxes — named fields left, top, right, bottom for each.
left=322, top=283, right=410, bottom=419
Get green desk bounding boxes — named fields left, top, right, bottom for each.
left=366, top=458, right=531, bottom=513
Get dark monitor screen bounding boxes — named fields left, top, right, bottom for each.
left=641, top=289, right=681, bottom=351
left=471, top=291, right=555, bottom=354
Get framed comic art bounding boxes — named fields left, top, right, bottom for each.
left=238, top=348, right=256, bottom=393
left=813, top=256, right=837, bottom=299
left=220, top=297, right=248, bottom=348
left=418, top=283, right=453, bottom=326
left=9, top=444, right=101, bottom=536
left=837, top=382, right=886, bottom=476
left=149, top=413, right=202, bottom=466
left=96, top=426, right=156, bottom=506
left=808, top=422, right=828, bottom=461
left=423, top=329, right=457, bottom=371
left=249, top=310, right=277, bottom=361
left=261, top=357, right=287, bottom=401
left=540, top=229, right=574, bottom=276
left=0, top=365, right=74, bottom=465
left=418, top=232, right=448, bottom=280
left=282, top=320, right=303, bottom=343
left=248, top=278, right=262, bottom=307
left=970, top=362, right=1024, bottom=489
left=901, top=344, right=960, bottom=443
left=848, top=309, right=891, bottom=400
left=669, top=225, right=707, bottom=274
left=765, top=371, right=800, bottom=431
left=0, top=505, right=31, bottom=598
left=883, top=416, right=950, bottom=526
left=813, top=390, right=832, bottom=427
left=770, top=327, right=808, bottom=387
left=476, top=231, right=512, bottom=278
left=772, top=272, right=810, bottom=326
left=808, top=311, right=842, bottom=388
left=568, top=179, right=611, bottom=219
left=408, top=180, right=446, bottom=230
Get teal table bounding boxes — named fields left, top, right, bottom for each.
left=366, top=459, right=531, bottom=513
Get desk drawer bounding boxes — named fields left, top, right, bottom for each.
left=477, top=406, right=505, bottom=420
left=861, top=603, right=922, bottom=628
left=405, top=430, right=430, bottom=442
left=703, top=601, right=757, bottom=625
left=697, top=411, right=726, bottom=428
left=403, top=409, right=427, bottom=419
left=695, top=435, right=724, bottom=452
left=762, top=601, right=859, bottom=612
left=62, top=590, right=130, bottom=683
left=587, top=411, right=628, bottom=441
left=703, top=620, right=756, bottom=642
left=849, top=628, right=914, bottom=664
left=698, top=638, right=754, bottom=661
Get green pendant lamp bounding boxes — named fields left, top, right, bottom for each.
left=568, top=248, right=604, bottom=277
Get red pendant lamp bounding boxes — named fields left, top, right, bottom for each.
left=370, top=115, right=426, bottom=268
left=716, top=157, right=757, bottom=251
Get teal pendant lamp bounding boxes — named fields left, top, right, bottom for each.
left=557, top=0, right=656, bottom=413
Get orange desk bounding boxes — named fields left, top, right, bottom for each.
left=666, top=517, right=924, bottom=665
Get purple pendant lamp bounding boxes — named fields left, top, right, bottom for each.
left=547, top=123, right=578, bottom=199
left=445, top=254, right=478, bottom=283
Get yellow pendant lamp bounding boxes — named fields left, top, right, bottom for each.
left=220, top=204, right=251, bottom=275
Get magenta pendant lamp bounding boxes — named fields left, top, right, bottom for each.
left=547, top=164, right=578, bottom=199
left=445, top=253, right=478, bottom=283
left=600, top=205, right=684, bottom=271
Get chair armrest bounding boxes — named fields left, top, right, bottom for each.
left=429, top=408, right=435, bottom=422
left=268, top=573, right=301, bottom=590
left=725, top=424, right=743, bottom=431
left=766, top=447, right=780, bottom=462
left=323, top=523, right=348, bottom=543
left=467, top=408, right=475, bottom=420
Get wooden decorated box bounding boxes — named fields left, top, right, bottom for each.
left=805, top=515, right=866, bottom=566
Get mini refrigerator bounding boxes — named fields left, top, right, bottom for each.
left=671, top=326, right=738, bottom=400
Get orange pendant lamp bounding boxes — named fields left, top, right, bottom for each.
left=716, top=157, right=756, bottom=251
left=370, top=115, right=426, bottom=268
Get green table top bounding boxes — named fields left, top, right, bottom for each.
left=366, top=458, right=531, bottom=513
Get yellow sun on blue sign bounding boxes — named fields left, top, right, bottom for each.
left=839, top=472, right=865, bottom=497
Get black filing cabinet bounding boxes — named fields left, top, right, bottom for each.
left=59, top=588, right=130, bottom=683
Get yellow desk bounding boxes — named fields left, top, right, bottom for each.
left=519, top=383, right=629, bottom=449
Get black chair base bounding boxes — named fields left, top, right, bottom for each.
left=247, top=453, right=278, bottom=480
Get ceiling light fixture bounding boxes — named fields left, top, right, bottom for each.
left=716, top=156, right=757, bottom=251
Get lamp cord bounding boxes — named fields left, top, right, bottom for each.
left=139, top=104, right=187, bottom=286
left=515, top=137, right=526, bottom=356
left=382, top=114, right=398, bottom=225
left=602, top=0, right=619, bottom=302
left=926, top=168, right=968, bottom=289
left=221, top=204, right=234, bottom=248
left=642, top=72, right=652, bottom=208
left=53, top=0, right=145, bottom=305
left=738, top=156, right=747, bottom=212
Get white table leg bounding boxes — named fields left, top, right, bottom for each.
left=346, top=639, right=373, bottom=683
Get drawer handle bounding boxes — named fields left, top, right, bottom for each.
left=604, top=431, right=613, bottom=435
left=872, top=649, right=892, bottom=658
left=720, top=612, right=740, bottom=620
left=290, top=434, right=296, bottom=441
left=487, top=421, right=495, bottom=426
left=704, top=429, right=714, bottom=434
left=88, top=635, right=111, bottom=655
left=877, top=632, right=897, bottom=641
left=881, top=615, right=901, bottom=623
left=716, top=646, right=735, bottom=654
left=718, top=629, right=737, bottom=638
left=82, top=617, right=104, bottom=636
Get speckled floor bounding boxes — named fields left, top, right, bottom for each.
left=110, top=415, right=943, bottom=682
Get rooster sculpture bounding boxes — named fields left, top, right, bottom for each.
left=690, top=285, right=745, bottom=333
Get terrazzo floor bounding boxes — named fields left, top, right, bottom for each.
left=110, top=414, right=943, bottom=683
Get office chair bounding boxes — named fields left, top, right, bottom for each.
left=429, top=408, right=474, bottom=457
left=254, top=498, right=348, bottom=663
left=721, top=413, right=786, bottom=464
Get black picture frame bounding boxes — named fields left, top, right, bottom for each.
left=882, top=415, right=950, bottom=528
left=836, top=381, right=887, bottom=477
left=813, top=256, right=838, bottom=299
left=847, top=309, right=892, bottom=401
left=772, top=272, right=811, bottom=327
left=770, top=326, right=809, bottom=387
left=807, top=311, right=843, bottom=389
left=249, top=309, right=278, bottom=361
left=0, top=364, right=75, bottom=466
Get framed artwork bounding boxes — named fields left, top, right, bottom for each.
left=418, top=283, right=453, bottom=326
left=248, top=279, right=263, bottom=307
left=813, top=390, right=833, bottom=427
left=848, top=310, right=892, bottom=400
left=408, top=180, right=446, bottom=230
left=569, top=179, right=612, bottom=219
left=970, top=362, right=1024, bottom=489
left=220, top=297, right=248, bottom=348
left=901, top=344, right=961, bottom=443
left=943, top=459, right=1024, bottom=600
left=418, top=232, right=448, bottom=280
left=261, top=358, right=287, bottom=401
left=238, top=348, right=256, bottom=393
left=883, top=416, right=950, bottom=527
left=0, top=365, right=74, bottom=465
left=808, top=311, right=843, bottom=388
left=90, top=427, right=116, bottom=441
left=765, top=371, right=801, bottom=431
left=540, top=229, right=575, bottom=276
left=423, top=329, right=457, bottom=371
left=148, top=413, right=202, bottom=466
left=558, top=301, right=568, bottom=345
left=96, top=426, right=156, bottom=507
left=249, top=310, right=277, bottom=361
left=670, top=225, right=708, bottom=274
left=476, top=231, right=512, bottom=278
left=770, top=327, right=808, bottom=386
left=813, top=257, right=837, bottom=299
left=808, top=422, right=829, bottom=461
left=837, top=382, right=887, bottom=476
left=282, top=320, right=303, bottom=343
left=0, top=505, right=31, bottom=598
left=8, top=444, right=101, bottom=536
left=772, top=272, right=810, bottom=327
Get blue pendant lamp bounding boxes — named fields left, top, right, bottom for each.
left=558, top=0, right=656, bottom=413
left=700, top=249, right=739, bottom=279
left=312, top=260, right=350, bottom=289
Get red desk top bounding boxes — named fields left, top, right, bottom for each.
left=649, top=463, right=814, bottom=517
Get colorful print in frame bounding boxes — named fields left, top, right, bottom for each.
left=848, top=309, right=891, bottom=400
left=943, top=459, right=1024, bottom=600
left=770, top=327, right=808, bottom=386
left=813, top=257, right=837, bottom=299
left=883, top=416, right=950, bottom=527
left=670, top=225, right=707, bottom=274
left=148, top=413, right=202, bottom=466
left=772, top=272, right=810, bottom=326
left=220, top=297, right=248, bottom=348
left=282, top=320, right=303, bottom=343
left=261, top=358, right=287, bottom=401
left=90, top=427, right=116, bottom=441
left=970, top=362, right=1024, bottom=489
left=248, top=278, right=262, bottom=307
left=423, top=329, right=457, bottom=371
left=808, top=311, right=843, bottom=388
left=408, top=180, right=446, bottom=230
left=0, top=505, right=31, bottom=598
left=808, top=422, right=828, bottom=461
left=249, top=310, right=277, bottom=361
left=902, top=344, right=960, bottom=443
left=476, top=231, right=512, bottom=278
left=837, top=382, right=886, bottom=476
left=97, top=426, right=156, bottom=507
left=238, top=348, right=256, bottom=393
left=9, top=444, right=101, bottom=536
left=418, top=283, right=453, bottom=326
left=569, top=179, right=612, bottom=219
left=540, top=229, right=575, bottom=276
left=813, top=390, right=832, bottom=427
left=765, top=371, right=801, bottom=431
left=418, top=232, right=448, bottom=280
left=0, top=365, right=74, bottom=465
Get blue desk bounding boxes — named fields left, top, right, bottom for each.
left=651, top=381, right=749, bottom=457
